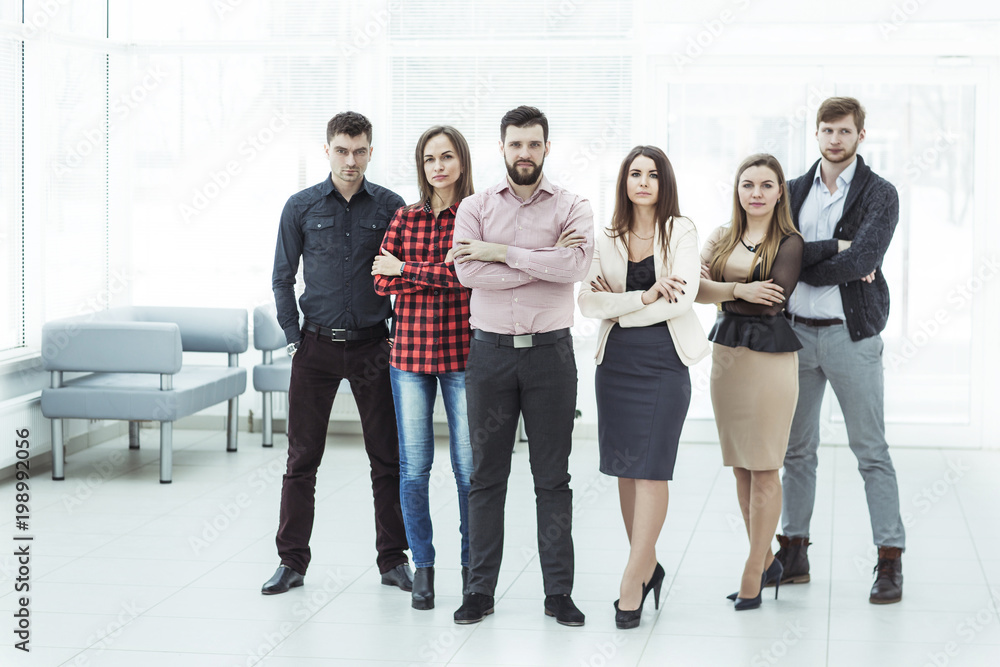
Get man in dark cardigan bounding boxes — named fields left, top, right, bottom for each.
left=776, top=97, right=905, bottom=604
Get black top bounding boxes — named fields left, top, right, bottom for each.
left=788, top=155, right=899, bottom=340
left=626, top=256, right=667, bottom=327
left=272, top=175, right=405, bottom=345
left=708, top=235, right=805, bottom=353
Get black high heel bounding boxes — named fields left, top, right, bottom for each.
left=734, top=572, right=766, bottom=611
left=613, top=562, right=665, bottom=629
left=726, top=558, right=783, bottom=601
left=642, top=562, right=665, bottom=610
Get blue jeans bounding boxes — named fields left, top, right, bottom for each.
left=390, top=366, right=473, bottom=568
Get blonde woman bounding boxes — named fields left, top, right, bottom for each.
left=696, top=153, right=803, bottom=610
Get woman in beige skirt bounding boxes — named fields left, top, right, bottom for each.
left=696, top=154, right=803, bottom=610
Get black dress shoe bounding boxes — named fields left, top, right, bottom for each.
left=261, top=565, right=304, bottom=595
left=381, top=563, right=414, bottom=592
left=412, top=567, right=435, bottom=610
left=544, top=594, right=585, bottom=626
left=454, top=592, right=494, bottom=624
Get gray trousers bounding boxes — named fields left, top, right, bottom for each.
left=782, top=322, right=906, bottom=549
left=464, top=334, right=577, bottom=597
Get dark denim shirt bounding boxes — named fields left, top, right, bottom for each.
left=272, top=175, right=405, bottom=344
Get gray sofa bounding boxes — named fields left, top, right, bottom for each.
left=251, top=304, right=291, bottom=448
left=40, top=306, right=248, bottom=483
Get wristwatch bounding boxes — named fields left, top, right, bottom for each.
left=399, top=262, right=405, bottom=276
left=286, top=342, right=299, bottom=356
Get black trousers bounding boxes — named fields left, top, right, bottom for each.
left=464, top=334, right=577, bottom=596
left=276, top=330, right=408, bottom=574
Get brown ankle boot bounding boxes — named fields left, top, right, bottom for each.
left=869, top=546, right=903, bottom=604
left=772, top=535, right=811, bottom=585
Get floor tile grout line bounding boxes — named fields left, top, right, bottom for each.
left=950, top=454, right=998, bottom=614
left=637, top=461, right=726, bottom=664
left=823, top=446, right=838, bottom=667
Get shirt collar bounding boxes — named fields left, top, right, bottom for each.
left=422, top=199, right=460, bottom=214
left=813, top=157, right=859, bottom=190
left=322, top=174, right=373, bottom=200
left=497, top=173, right=554, bottom=201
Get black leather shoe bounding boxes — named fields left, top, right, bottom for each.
left=454, top=593, right=494, bottom=624
left=544, top=594, right=585, bottom=627
left=869, top=546, right=903, bottom=604
left=261, top=565, right=304, bottom=595
left=412, top=567, right=435, bottom=610
left=381, top=563, right=414, bottom=591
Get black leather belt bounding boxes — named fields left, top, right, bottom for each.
left=783, top=312, right=844, bottom=327
left=472, top=328, right=570, bottom=349
left=303, top=321, right=387, bottom=341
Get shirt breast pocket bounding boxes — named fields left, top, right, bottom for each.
left=358, top=218, right=388, bottom=251
left=303, top=216, right=337, bottom=253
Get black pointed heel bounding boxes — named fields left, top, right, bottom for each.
left=726, top=558, right=783, bottom=601
left=642, top=562, right=665, bottom=610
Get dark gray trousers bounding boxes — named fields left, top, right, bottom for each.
left=464, top=334, right=577, bottom=597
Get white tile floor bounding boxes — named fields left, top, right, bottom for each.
left=1, top=428, right=998, bottom=666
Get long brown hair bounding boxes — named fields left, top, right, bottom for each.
left=411, top=125, right=475, bottom=209
left=709, top=153, right=801, bottom=282
left=608, top=145, right=681, bottom=260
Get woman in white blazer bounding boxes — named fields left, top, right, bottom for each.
left=578, top=146, right=709, bottom=630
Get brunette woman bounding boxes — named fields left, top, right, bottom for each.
left=578, top=145, right=709, bottom=628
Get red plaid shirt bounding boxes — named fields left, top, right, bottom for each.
left=374, top=201, right=472, bottom=374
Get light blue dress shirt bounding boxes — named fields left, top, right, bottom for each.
left=787, top=158, right=859, bottom=320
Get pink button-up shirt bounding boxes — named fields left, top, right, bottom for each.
left=453, top=175, right=594, bottom=335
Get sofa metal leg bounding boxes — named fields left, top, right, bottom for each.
left=160, top=421, right=173, bottom=484
left=262, top=392, right=273, bottom=448
left=129, top=421, right=140, bottom=449
left=227, top=396, right=238, bottom=452
left=51, top=418, right=65, bottom=480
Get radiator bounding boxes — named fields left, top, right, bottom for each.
left=0, top=393, right=49, bottom=469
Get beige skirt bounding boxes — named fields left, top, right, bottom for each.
left=710, top=343, right=799, bottom=470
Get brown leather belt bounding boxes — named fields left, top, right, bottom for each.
left=783, top=312, right=844, bottom=327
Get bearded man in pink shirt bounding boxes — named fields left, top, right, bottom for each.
left=451, top=106, right=594, bottom=627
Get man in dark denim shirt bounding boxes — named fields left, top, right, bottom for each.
left=262, top=111, right=413, bottom=595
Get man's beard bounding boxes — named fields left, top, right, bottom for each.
left=822, top=138, right=859, bottom=164
left=505, top=157, right=544, bottom=186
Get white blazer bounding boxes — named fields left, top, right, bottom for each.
left=577, top=216, right=710, bottom=366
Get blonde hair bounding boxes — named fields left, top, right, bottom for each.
left=709, top=154, right=801, bottom=282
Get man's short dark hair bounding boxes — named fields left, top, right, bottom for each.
left=500, top=106, right=548, bottom=142
left=327, top=111, right=373, bottom=145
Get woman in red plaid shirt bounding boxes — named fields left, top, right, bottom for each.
left=371, top=126, right=475, bottom=611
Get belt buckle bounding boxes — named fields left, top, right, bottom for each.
left=330, top=328, right=347, bottom=342
left=512, top=334, right=533, bottom=349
